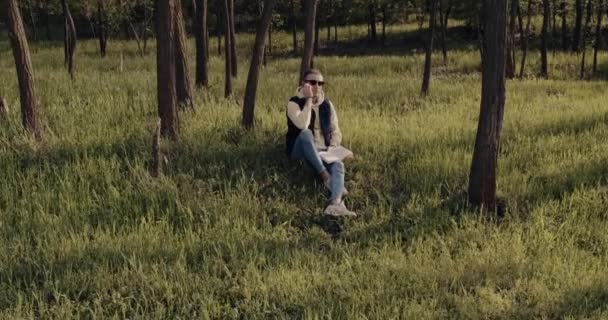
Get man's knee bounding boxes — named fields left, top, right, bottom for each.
left=298, top=129, right=314, bottom=140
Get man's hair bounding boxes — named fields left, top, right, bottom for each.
left=303, top=69, right=323, bottom=80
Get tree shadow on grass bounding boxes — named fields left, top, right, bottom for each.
left=550, top=284, right=608, bottom=319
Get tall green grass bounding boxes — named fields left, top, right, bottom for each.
left=1, top=23, right=608, bottom=318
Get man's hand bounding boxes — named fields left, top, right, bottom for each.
left=302, top=83, right=313, bottom=98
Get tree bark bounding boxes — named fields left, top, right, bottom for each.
left=217, top=0, right=222, bottom=56
left=228, top=0, right=237, bottom=77
left=2, top=0, right=41, bottom=138
left=468, top=0, right=507, bottom=211
left=593, top=0, right=604, bottom=76
left=439, top=1, right=450, bottom=64
left=299, top=0, right=318, bottom=83
left=382, top=3, right=387, bottom=46
left=62, top=0, right=77, bottom=79
left=156, top=0, right=179, bottom=138
left=519, top=0, right=533, bottom=78
left=580, top=0, right=593, bottom=78
left=314, top=0, right=321, bottom=54
left=573, top=0, right=583, bottom=51
left=173, top=0, right=194, bottom=109
left=242, top=0, right=278, bottom=129
left=223, top=0, right=233, bottom=97
left=97, top=0, right=108, bottom=57
left=540, top=0, right=550, bottom=78
left=195, top=0, right=209, bottom=87
left=368, top=3, right=377, bottom=44
left=420, top=0, right=437, bottom=97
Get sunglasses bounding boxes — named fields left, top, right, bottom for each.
left=305, top=80, right=325, bottom=86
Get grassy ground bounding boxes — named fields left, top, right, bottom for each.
left=1, top=24, right=608, bottom=319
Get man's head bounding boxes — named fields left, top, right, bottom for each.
left=302, top=69, right=325, bottom=95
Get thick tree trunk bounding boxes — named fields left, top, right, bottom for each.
left=228, top=0, right=237, bottom=77
left=580, top=0, right=593, bottom=78
left=156, top=0, right=179, bottom=138
left=2, top=0, right=41, bottom=139
left=174, top=0, right=194, bottom=109
left=242, top=0, right=278, bottom=129
left=593, top=0, right=604, bottom=76
left=561, top=1, right=569, bottom=50
left=420, top=0, right=437, bottom=97
left=573, top=0, right=583, bottom=51
left=468, top=0, right=507, bottom=211
left=97, top=0, right=108, bottom=57
left=62, top=0, right=77, bottom=79
left=540, top=0, right=550, bottom=78
left=195, top=0, right=209, bottom=87
left=314, top=1, right=321, bottom=54
left=223, top=0, right=233, bottom=97
left=519, top=0, right=533, bottom=78
left=291, top=0, right=298, bottom=53
left=299, top=0, right=318, bottom=83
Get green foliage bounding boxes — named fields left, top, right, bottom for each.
left=2, top=23, right=608, bottom=318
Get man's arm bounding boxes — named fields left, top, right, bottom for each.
left=287, top=99, right=313, bottom=129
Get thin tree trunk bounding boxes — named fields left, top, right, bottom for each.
left=156, top=0, right=179, bottom=138
left=506, top=0, right=517, bottom=78
left=174, top=0, right=194, bottom=109
left=580, top=0, right=593, bottom=78
left=299, top=0, right=318, bottom=83
left=573, top=0, right=583, bottom=51
left=368, top=3, right=377, bottom=44
left=561, top=1, right=569, bottom=50
left=439, top=1, right=450, bottom=64
left=519, top=0, right=533, bottom=78
left=314, top=0, right=321, bottom=54
left=552, top=0, right=557, bottom=51
left=62, top=0, right=76, bottom=79
left=468, top=0, right=507, bottom=211
left=242, top=0, right=278, bottom=129
left=195, top=0, right=209, bottom=87
left=540, top=0, right=550, bottom=78
left=291, top=0, right=298, bottom=53
left=97, top=0, right=108, bottom=57
left=129, top=19, right=144, bottom=57
left=421, top=0, right=437, bottom=97
left=217, top=0, right=222, bottom=56
left=228, top=0, right=237, bottom=77
left=223, top=0, right=233, bottom=97
left=2, top=0, right=41, bottom=139
left=382, top=4, right=387, bottom=46
left=593, top=0, right=604, bottom=76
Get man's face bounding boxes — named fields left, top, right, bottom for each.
left=304, top=74, right=324, bottom=95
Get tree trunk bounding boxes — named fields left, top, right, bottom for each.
left=506, top=0, right=517, bottom=78
left=156, top=0, right=179, bottom=138
left=228, top=0, right=237, bottom=77
left=150, top=118, right=162, bottom=177
left=519, top=0, right=533, bottom=78
left=561, top=1, right=569, bottom=50
left=552, top=0, right=557, bottom=51
left=0, top=97, right=7, bottom=120
left=129, top=19, right=144, bottom=57
left=314, top=1, right=321, bottom=54
left=439, top=1, right=450, bottom=64
left=195, top=0, right=209, bottom=87
left=223, top=0, right=233, bottom=97
left=97, top=0, right=108, bottom=57
left=62, top=0, right=77, bottom=79
left=174, top=0, right=194, bottom=109
left=580, top=0, right=593, bottom=78
left=593, top=0, right=604, bottom=76
left=299, top=0, right=318, bottom=83
left=368, top=3, right=377, bottom=44
left=468, top=0, right=507, bottom=211
left=573, top=0, right=583, bottom=51
left=217, top=0, right=222, bottom=56
left=420, top=0, right=437, bottom=97
left=242, top=0, right=278, bottom=129
left=291, top=0, right=298, bottom=53
left=2, top=0, right=41, bottom=139
left=540, top=0, right=549, bottom=78
left=382, top=4, right=387, bottom=46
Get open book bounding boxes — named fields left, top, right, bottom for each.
left=318, top=146, right=354, bottom=163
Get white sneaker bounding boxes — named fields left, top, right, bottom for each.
left=324, top=202, right=357, bottom=217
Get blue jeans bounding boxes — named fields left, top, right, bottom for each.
left=290, top=129, right=345, bottom=202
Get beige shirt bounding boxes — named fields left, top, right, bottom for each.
left=287, top=88, right=343, bottom=150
